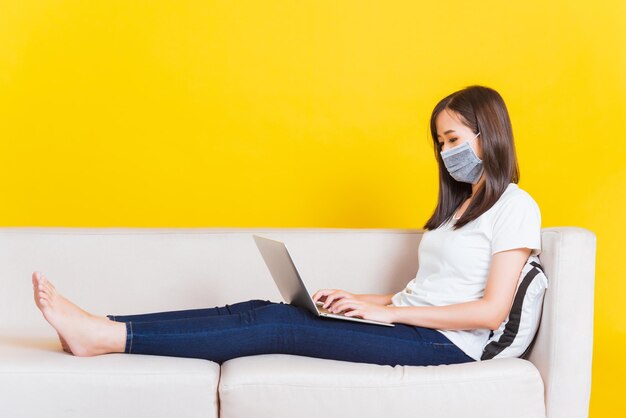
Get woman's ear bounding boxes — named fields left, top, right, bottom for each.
left=475, top=136, right=484, bottom=160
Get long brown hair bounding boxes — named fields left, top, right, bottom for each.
left=424, top=85, right=520, bottom=231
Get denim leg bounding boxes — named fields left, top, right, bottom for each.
left=106, top=299, right=274, bottom=323
left=122, top=302, right=476, bottom=366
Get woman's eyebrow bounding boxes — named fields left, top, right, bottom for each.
left=436, top=129, right=456, bottom=138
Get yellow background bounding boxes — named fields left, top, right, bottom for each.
left=1, top=1, right=624, bottom=415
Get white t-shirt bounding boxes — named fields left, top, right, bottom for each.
left=390, top=182, right=542, bottom=361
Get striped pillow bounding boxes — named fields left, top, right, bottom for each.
left=481, top=254, right=549, bottom=360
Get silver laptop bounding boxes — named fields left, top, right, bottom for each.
left=252, top=234, right=395, bottom=327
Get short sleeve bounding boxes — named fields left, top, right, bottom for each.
left=490, top=193, right=542, bottom=256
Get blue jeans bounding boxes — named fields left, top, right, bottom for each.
left=106, top=299, right=475, bottom=366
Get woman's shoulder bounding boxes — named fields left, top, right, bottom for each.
left=492, top=183, right=541, bottom=216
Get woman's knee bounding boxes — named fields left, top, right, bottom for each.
left=248, top=299, right=278, bottom=308
left=249, top=302, right=307, bottom=323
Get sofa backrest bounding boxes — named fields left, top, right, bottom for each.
left=0, top=228, right=420, bottom=334
left=0, top=226, right=595, bottom=418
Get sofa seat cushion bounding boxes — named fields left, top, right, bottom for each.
left=0, top=334, right=220, bottom=418
left=219, top=354, right=545, bottom=418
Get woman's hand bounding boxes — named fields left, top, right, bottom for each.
left=328, top=298, right=396, bottom=324
left=312, top=289, right=357, bottom=309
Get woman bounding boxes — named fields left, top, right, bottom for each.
left=32, top=85, right=541, bottom=366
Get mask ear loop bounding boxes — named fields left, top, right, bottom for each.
left=470, top=122, right=484, bottom=184
left=468, top=131, right=483, bottom=163
left=471, top=130, right=484, bottom=181
left=474, top=117, right=481, bottom=140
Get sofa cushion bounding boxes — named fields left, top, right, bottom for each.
left=0, top=334, right=220, bottom=418
left=481, top=254, right=548, bottom=360
left=219, top=353, right=545, bottom=418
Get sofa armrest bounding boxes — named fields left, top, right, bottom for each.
left=525, top=227, right=596, bottom=418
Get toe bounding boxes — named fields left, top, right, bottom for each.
left=32, top=271, right=41, bottom=287
left=44, top=281, right=55, bottom=294
left=35, top=272, right=45, bottom=288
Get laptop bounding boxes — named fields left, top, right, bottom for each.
left=252, top=234, right=395, bottom=327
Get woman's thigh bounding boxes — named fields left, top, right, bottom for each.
left=125, top=302, right=475, bottom=366
left=107, top=299, right=275, bottom=323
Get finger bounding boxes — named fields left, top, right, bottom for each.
left=345, top=310, right=361, bottom=318
left=331, top=298, right=357, bottom=312
left=324, top=292, right=349, bottom=308
left=313, top=289, right=331, bottom=302
left=333, top=301, right=356, bottom=314
left=325, top=295, right=343, bottom=309
left=315, top=289, right=332, bottom=300
left=323, top=294, right=338, bottom=308
left=330, top=299, right=344, bottom=311
left=330, top=300, right=345, bottom=312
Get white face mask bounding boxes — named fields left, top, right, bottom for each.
left=440, top=132, right=483, bottom=184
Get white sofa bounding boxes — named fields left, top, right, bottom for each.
left=0, top=227, right=596, bottom=418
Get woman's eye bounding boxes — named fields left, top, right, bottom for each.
left=438, top=139, right=457, bottom=148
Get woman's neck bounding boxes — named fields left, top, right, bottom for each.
left=471, top=175, right=486, bottom=196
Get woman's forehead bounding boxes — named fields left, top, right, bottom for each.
left=436, top=109, right=467, bottom=135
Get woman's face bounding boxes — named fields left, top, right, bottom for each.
left=435, top=108, right=482, bottom=158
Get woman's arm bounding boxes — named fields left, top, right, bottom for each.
left=357, top=293, right=394, bottom=306
left=331, top=248, right=532, bottom=329
left=389, top=247, right=532, bottom=330
left=312, top=289, right=394, bottom=308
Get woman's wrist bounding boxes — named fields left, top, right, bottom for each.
left=357, top=293, right=394, bottom=306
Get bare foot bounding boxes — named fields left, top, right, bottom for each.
left=30, top=275, right=71, bottom=353
left=32, top=271, right=126, bottom=356
left=58, top=332, right=72, bottom=354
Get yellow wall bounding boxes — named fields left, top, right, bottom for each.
left=1, top=0, right=624, bottom=415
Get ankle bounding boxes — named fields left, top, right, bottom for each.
left=106, top=320, right=127, bottom=353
